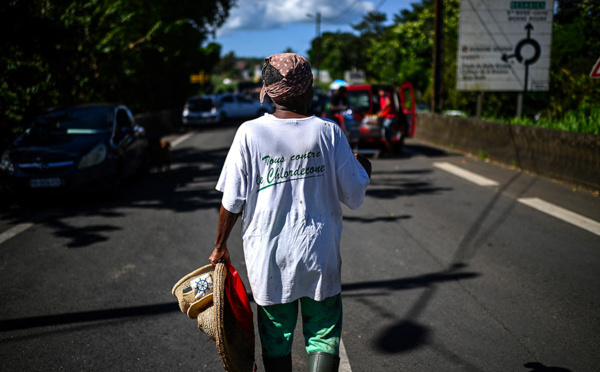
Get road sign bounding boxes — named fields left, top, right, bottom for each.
left=590, top=57, right=600, bottom=79
left=344, top=70, right=365, bottom=84
left=190, top=71, right=210, bottom=84
left=456, top=0, right=553, bottom=92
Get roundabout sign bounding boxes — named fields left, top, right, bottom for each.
left=502, top=24, right=541, bottom=66
left=457, top=0, right=553, bottom=92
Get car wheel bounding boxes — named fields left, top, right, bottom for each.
left=219, top=112, right=227, bottom=124
left=136, top=151, right=152, bottom=178
left=392, top=120, right=406, bottom=154
left=103, top=160, right=124, bottom=199
left=393, top=136, right=405, bottom=154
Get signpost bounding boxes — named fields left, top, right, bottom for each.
left=344, top=70, right=365, bottom=84
left=591, top=57, right=600, bottom=79
left=456, top=0, right=554, bottom=115
left=190, top=71, right=210, bottom=84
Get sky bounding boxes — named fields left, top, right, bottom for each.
left=211, top=0, right=414, bottom=59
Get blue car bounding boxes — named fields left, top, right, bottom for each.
left=182, top=93, right=273, bottom=126
left=0, top=103, right=150, bottom=197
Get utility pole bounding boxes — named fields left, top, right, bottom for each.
left=307, top=12, right=321, bottom=83
left=316, top=12, right=321, bottom=83
left=432, top=0, right=444, bottom=113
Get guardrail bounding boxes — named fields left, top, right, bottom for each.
left=415, top=113, right=600, bottom=190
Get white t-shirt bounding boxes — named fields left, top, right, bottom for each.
left=216, top=114, right=369, bottom=306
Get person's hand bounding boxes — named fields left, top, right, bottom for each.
left=354, top=153, right=372, bottom=179
left=211, top=205, right=239, bottom=265
left=208, top=244, right=230, bottom=265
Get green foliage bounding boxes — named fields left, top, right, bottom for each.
left=352, top=10, right=388, bottom=38
left=351, top=11, right=389, bottom=82
left=443, top=0, right=600, bottom=122
left=486, top=105, right=600, bottom=135
left=213, top=55, right=264, bottom=93
left=310, top=0, right=599, bottom=133
left=307, top=11, right=387, bottom=83
left=367, top=4, right=436, bottom=93
left=0, top=0, right=234, bottom=129
left=309, top=32, right=363, bottom=81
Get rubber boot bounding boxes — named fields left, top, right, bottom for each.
left=263, top=354, right=292, bottom=372
left=385, top=141, right=394, bottom=157
left=308, top=352, right=340, bottom=372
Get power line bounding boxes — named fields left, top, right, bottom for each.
left=374, top=0, right=387, bottom=11
left=321, top=0, right=387, bottom=22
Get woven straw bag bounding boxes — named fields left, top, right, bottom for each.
left=214, top=263, right=254, bottom=371
left=172, top=264, right=220, bottom=340
left=172, top=263, right=255, bottom=371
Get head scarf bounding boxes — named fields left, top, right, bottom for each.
left=260, top=53, right=313, bottom=105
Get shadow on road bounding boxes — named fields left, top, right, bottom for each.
left=0, top=133, right=462, bottom=249
left=344, top=167, right=545, bottom=371
left=365, top=180, right=452, bottom=199
left=0, top=302, right=179, bottom=332
left=363, top=144, right=457, bottom=200
left=523, top=362, right=572, bottom=372
left=343, top=265, right=480, bottom=369
left=342, top=214, right=411, bottom=223
left=403, top=142, right=458, bottom=158
left=0, top=135, right=231, bottom=249
left=341, top=269, right=479, bottom=293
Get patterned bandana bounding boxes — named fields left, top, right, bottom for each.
left=260, top=53, right=313, bottom=104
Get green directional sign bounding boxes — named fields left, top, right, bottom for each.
left=457, top=0, right=553, bottom=92
left=510, top=1, right=546, bottom=9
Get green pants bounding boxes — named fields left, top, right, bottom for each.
left=257, top=294, right=342, bottom=358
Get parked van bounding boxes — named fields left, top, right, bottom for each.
left=343, top=82, right=417, bottom=154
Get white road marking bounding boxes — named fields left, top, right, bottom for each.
left=433, top=162, right=499, bottom=187
left=432, top=162, right=600, bottom=236
left=0, top=223, right=33, bottom=245
left=170, top=132, right=194, bottom=148
left=339, top=338, right=352, bottom=372
left=518, top=197, right=600, bottom=237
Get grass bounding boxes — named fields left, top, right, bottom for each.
left=484, top=106, right=600, bottom=135
left=478, top=149, right=488, bottom=161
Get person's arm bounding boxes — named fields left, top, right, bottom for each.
left=377, top=94, right=391, bottom=117
left=354, top=153, right=372, bottom=179
left=209, top=205, right=240, bottom=265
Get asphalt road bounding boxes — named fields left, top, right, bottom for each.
left=1, top=124, right=599, bottom=372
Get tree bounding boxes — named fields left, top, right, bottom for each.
left=308, top=32, right=363, bottom=81
left=0, top=0, right=235, bottom=129
left=310, top=0, right=598, bottom=123
left=546, top=0, right=600, bottom=117
left=306, top=11, right=387, bottom=85
left=352, top=10, right=388, bottom=41
left=351, top=10, right=388, bottom=81
left=364, top=1, right=438, bottom=96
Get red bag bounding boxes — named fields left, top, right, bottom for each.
left=224, top=261, right=255, bottom=345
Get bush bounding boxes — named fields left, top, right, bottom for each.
left=484, top=105, right=600, bottom=135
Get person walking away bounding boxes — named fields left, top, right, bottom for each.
left=209, top=53, right=371, bottom=372
left=377, top=89, right=397, bottom=157
left=326, top=84, right=349, bottom=126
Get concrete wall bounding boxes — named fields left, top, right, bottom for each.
left=415, top=113, right=600, bottom=190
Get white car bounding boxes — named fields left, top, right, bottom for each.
left=182, top=93, right=273, bottom=126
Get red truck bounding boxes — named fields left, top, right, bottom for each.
left=338, top=82, right=417, bottom=155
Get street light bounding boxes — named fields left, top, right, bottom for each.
left=306, top=12, right=321, bottom=82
